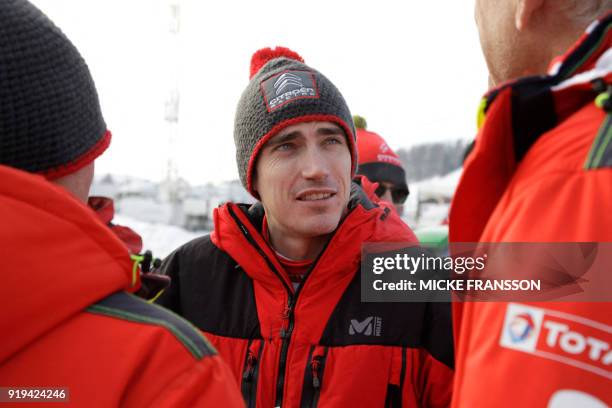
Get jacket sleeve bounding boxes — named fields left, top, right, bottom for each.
left=149, top=354, right=245, bottom=407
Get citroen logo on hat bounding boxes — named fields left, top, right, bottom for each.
left=261, top=69, right=319, bottom=112
left=274, top=73, right=304, bottom=96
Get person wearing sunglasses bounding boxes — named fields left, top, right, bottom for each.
left=354, top=115, right=410, bottom=215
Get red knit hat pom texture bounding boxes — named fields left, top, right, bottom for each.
left=249, top=47, right=305, bottom=79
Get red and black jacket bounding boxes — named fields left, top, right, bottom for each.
left=158, top=184, right=454, bottom=407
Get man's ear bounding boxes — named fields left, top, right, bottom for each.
left=515, top=0, right=544, bottom=31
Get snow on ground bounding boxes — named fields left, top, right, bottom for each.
left=401, top=170, right=460, bottom=229
left=114, top=214, right=206, bottom=259
left=413, top=168, right=462, bottom=202
left=116, top=197, right=174, bottom=224
left=415, top=203, right=450, bottom=228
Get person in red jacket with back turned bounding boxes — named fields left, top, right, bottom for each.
left=0, top=1, right=243, bottom=406
left=450, top=0, right=612, bottom=406
left=157, top=46, right=454, bottom=407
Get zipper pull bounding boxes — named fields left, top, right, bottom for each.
left=281, top=304, right=291, bottom=319
left=311, top=357, right=322, bottom=389
left=280, top=321, right=292, bottom=339
left=243, top=352, right=257, bottom=382
left=283, top=297, right=295, bottom=319
left=243, top=340, right=261, bottom=382
left=279, top=298, right=294, bottom=339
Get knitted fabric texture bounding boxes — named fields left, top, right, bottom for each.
left=234, top=47, right=357, bottom=197
left=0, top=0, right=109, bottom=179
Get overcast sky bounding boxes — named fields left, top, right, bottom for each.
left=30, top=0, right=489, bottom=185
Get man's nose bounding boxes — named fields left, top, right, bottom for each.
left=301, top=147, right=330, bottom=180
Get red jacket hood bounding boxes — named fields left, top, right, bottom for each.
left=0, top=166, right=136, bottom=363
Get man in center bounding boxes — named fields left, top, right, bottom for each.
left=157, top=47, right=453, bottom=407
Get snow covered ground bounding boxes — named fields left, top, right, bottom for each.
left=413, top=169, right=461, bottom=202
left=114, top=214, right=206, bottom=259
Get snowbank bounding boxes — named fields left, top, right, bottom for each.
left=414, top=168, right=462, bottom=202
left=114, top=214, right=205, bottom=259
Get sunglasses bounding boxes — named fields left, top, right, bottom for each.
left=374, top=183, right=409, bottom=205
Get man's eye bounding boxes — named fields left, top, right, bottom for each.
left=275, top=143, right=294, bottom=151
left=325, top=137, right=343, bottom=145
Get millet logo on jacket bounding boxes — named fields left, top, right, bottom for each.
left=349, top=316, right=382, bottom=336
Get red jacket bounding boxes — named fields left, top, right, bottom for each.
left=0, top=166, right=244, bottom=407
left=449, top=13, right=612, bottom=407
left=158, top=182, right=454, bottom=407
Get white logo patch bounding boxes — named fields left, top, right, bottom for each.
left=260, top=70, right=319, bottom=112
left=500, top=303, right=612, bottom=379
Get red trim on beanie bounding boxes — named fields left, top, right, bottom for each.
left=250, top=47, right=305, bottom=79
left=43, top=130, right=111, bottom=180
left=246, top=114, right=357, bottom=198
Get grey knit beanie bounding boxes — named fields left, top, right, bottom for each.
left=234, top=47, right=357, bottom=197
left=0, top=0, right=109, bottom=179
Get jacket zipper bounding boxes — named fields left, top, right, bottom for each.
left=273, top=235, right=336, bottom=407
left=275, top=296, right=294, bottom=407
left=227, top=205, right=294, bottom=407
left=241, top=339, right=264, bottom=408
left=227, top=204, right=345, bottom=407
left=301, top=346, right=329, bottom=407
